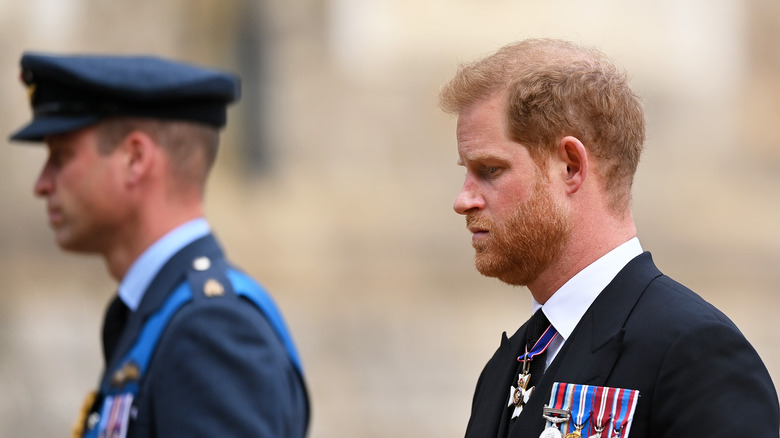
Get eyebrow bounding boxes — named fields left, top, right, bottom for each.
left=457, top=152, right=510, bottom=166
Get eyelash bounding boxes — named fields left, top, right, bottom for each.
left=481, top=166, right=500, bottom=177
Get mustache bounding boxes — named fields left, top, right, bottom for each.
left=466, top=214, right=490, bottom=230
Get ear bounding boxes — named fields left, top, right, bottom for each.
left=117, top=130, right=157, bottom=186
left=556, top=135, right=588, bottom=195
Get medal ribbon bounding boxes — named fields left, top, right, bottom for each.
left=566, top=384, right=594, bottom=436
left=517, top=324, right=559, bottom=363
left=542, top=383, right=638, bottom=438
left=611, top=388, right=639, bottom=438
left=589, top=386, right=615, bottom=438
left=544, top=383, right=595, bottom=435
left=543, top=382, right=572, bottom=433
left=543, top=382, right=559, bottom=430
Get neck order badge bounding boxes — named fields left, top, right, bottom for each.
left=508, top=324, right=558, bottom=418
left=540, top=383, right=640, bottom=438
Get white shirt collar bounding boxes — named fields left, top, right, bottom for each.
left=533, top=237, right=643, bottom=341
left=118, top=218, right=211, bottom=311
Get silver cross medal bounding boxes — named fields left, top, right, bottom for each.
left=508, top=367, right=533, bottom=419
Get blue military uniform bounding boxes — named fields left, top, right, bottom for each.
left=89, top=233, right=309, bottom=437
left=9, top=53, right=310, bottom=437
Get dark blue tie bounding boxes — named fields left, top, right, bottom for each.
left=101, top=295, right=129, bottom=363
left=525, top=309, right=551, bottom=389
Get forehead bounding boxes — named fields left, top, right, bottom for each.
left=455, top=93, right=528, bottom=164
left=44, top=125, right=100, bottom=151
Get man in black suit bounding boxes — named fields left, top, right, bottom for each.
left=439, top=38, right=779, bottom=437
left=10, top=53, right=309, bottom=437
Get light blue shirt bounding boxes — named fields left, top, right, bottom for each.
left=533, top=237, right=644, bottom=367
left=118, top=218, right=211, bottom=311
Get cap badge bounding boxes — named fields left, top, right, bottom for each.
left=25, top=84, right=36, bottom=105
left=20, top=70, right=36, bottom=104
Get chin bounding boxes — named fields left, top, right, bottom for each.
left=54, top=233, right=90, bottom=253
left=475, top=261, right=531, bottom=287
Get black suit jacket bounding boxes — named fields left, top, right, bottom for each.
left=465, top=252, right=779, bottom=437
left=102, top=234, right=309, bottom=437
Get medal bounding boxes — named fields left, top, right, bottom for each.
left=96, top=393, right=134, bottom=438
left=587, top=424, right=605, bottom=438
left=508, top=324, right=558, bottom=419
left=539, top=406, right=570, bottom=438
left=508, top=371, right=534, bottom=418
left=540, top=427, right=564, bottom=438
left=542, top=383, right=640, bottom=438
left=566, top=383, right=594, bottom=437
left=565, top=419, right=586, bottom=438
left=508, top=355, right=533, bottom=416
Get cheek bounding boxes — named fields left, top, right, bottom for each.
left=490, top=182, right=532, bottom=216
left=70, top=166, right=124, bottom=214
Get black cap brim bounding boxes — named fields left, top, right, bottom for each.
left=9, top=115, right=102, bottom=142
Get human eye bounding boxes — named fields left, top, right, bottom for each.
left=48, top=151, right=63, bottom=168
left=481, top=166, right=503, bottom=178
left=47, top=147, right=72, bottom=169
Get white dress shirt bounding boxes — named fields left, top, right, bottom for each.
left=533, top=237, right=644, bottom=368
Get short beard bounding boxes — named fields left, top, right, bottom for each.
left=466, top=180, right=572, bottom=286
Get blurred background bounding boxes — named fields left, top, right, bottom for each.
left=1, top=0, right=779, bottom=436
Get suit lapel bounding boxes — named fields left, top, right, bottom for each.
left=506, top=252, right=662, bottom=437
left=552, top=252, right=661, bottom=383
left=495, top=328, right=527, bottom=438
left=465, top=324, right=528, bottom=438
left=103, top=234, right=225, bottom=379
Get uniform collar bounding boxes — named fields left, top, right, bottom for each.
left=533, top=237, right=643, bottom=341
left=118, top=218, right=210, bottom=311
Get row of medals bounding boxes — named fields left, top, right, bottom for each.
left=538, top=406, right=605, bottom=438
left=511, top=371, right=606, bottom=438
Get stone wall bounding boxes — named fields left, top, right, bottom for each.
left=1, top=1, right=778, bottom=436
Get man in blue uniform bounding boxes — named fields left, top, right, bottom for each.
left=440, top=39, right=779, bottom=437
left=10, top=53, right=309, bottom=437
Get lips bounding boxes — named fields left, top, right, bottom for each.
left=47, top=205, right=63, bottom=226
left=469, top=226, right=488, bottom=235
left=466, top=215, right=490, bottom=239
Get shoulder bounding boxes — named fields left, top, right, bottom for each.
left=164, top=261, right=292, bottom=362
left=138, top=263, right=309, bottom=436
left=631, top=276, right=780, bottom=435
left=144, top=248, right=297, bottom=372
left=632, top=273, right=739, bottom=335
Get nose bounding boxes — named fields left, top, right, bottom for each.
left=453, top=177, right=484, bottom=215
left=34, top=162, right=54, bottom=198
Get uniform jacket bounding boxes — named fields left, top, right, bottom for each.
left=101, top=234, right=309, bottom=437
left=465, top=252, right=779, bottom=437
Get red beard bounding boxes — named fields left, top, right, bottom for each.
left=466, top=180, right=571, bottom=286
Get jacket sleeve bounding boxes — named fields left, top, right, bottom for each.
left=133, top=297, right=308, bottom=438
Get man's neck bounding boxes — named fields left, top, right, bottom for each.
left=103, top=206, right=204, bottom=281
left=528, top=215, right=637, bottom=304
